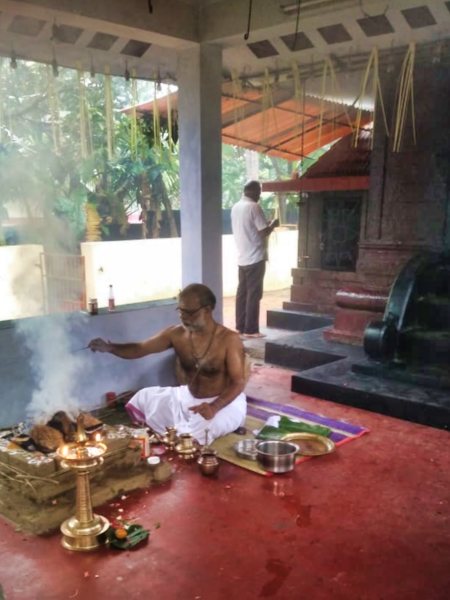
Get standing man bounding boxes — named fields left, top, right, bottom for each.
left=231, top=180, right=279, bottom=338
left=231, top=181, right=279, bottom=338
left=88, top=284, right=246, bottom=444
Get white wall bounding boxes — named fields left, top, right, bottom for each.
left=81, top=229, right=297, bottom=308
left=222, top=228, right=297, bottom=296
left=81, top=238, right=183, bottom=308
left=0, top=229, right=297, bottom=319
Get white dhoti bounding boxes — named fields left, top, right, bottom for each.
left=125, top=385, right=247, bottom=444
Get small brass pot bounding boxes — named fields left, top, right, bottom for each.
left=197, top=450, right=220, bottom=476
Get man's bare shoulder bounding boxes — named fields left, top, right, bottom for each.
left=147, top=324, right=184, bottom=344
left=217, top=324, right=243, bottom=346
left=165, top=324, right=186, bottom=340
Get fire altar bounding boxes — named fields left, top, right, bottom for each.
left=0, top=410, right=172, bottom=536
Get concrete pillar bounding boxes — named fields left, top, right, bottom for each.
left=177, top=43, right=223, bottom=319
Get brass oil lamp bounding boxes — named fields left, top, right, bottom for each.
left=56, top=414, right=110, bottom=551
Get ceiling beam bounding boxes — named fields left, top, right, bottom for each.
left=0, top=0, right=199, bottom=49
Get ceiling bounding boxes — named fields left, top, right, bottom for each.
left=0, top=0, right=449, bottom=87
left=0, top=0, right=449, bottom=161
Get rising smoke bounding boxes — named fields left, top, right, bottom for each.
left=17, top=313, right=91, bottom=424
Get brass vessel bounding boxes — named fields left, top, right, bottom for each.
left=161, top=426, right=178, bottom=450
left=197, top=428, right=220, bottom=475
left=197, top=450, right=219, bottom=476
left=56, top=415, right=110, bottom=551
left=175, top=433, right=198, bottom=459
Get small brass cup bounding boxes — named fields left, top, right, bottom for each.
left=179, top=433, right=195, bottom=450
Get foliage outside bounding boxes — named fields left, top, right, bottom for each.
left=0, top=59, right=179, bottom=247
left=0, top=59, right=318, bottom=248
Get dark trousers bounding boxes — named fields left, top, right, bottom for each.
left=235, top=260, right=266, bottom=334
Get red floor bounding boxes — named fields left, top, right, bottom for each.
left=1, top=291, right=449, bottom=599
left=0, top=363, right=449, bottom=600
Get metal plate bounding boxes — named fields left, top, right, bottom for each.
left=281, top=433, right=335, bottom=456
left=234, top=439, right=258, bottom=461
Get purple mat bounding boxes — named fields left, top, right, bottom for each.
left=246, top=395, right=369, bottom=445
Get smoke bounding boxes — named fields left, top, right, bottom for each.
left=17, top=313, right=90, bottom=424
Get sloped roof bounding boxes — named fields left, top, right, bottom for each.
left=262, top=128, right=372, bottom=193
left=130, top=85, right=371, bottom=162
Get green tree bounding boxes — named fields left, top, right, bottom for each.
left=0, top=59, right=179, bottom=244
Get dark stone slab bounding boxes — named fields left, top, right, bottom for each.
left=265, top=327, right=365, bottom=368
left=352, top=360, right=450, bottom=390
left=292, top=359, right=450, bottom=430
left=265, top=341, right=343, bottom=371
left=266, top=309, right=333, bottom=331
left=264, top=327, right=450, bottom=430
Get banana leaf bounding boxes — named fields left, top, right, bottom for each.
left=256, top=416, right=331, bottom=440
left=107, top=524, right=150, bottom=550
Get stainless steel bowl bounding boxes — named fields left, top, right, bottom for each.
left=234, top=439, right=258, bottom=461
left=255, top=440, right=299, bottom=473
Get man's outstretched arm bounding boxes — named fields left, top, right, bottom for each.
left=88, top=326, right=176, bottom=359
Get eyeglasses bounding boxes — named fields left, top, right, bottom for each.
left=176, top=304, right=208, bottom=317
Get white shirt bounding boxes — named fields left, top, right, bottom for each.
left=231, top=195, right=269, bottom=266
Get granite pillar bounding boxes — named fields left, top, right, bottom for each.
left=357, top=49, right=450, bottom=280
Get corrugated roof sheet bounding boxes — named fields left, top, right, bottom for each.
left=129, top=86, right=371, bottom=162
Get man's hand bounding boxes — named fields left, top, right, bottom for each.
left=189, top=402, right=217, bottom=420
left=88, top=338, right=112, bottom=353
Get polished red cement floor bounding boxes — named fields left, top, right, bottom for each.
left=0, top=291, right=449, bottom=600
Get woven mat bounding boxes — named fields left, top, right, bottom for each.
left=211, top=396, right=370, bottom=476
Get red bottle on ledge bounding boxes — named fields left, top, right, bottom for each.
left=108, top=284, right=116, bottom=311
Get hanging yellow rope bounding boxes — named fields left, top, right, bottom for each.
left=231, top=69, right=244, bottom=139
left=318, top=57, right=354, bottom=148
left=166, top=88, right=173, bottom=153
left=129, top=68, right=138, bottom=159
left=86, top=77, right=93, bottom=156
left=291, top=61, right=303, bottom=140
left=104, top=66, right=115, bottom=160
left=77, top=63, right=90, bottom=159
left=46, top=64, right=61, bottom=154
left=85, top=203, right=102, bottom=241
left=392, top=43, right=416, bottom=153
left=153, top=79, right=161, bottom=150
left=317, top=59, right=329, bottom=148
left=261, top=68, right=277, bottom=144
left=353, top=47, right=389, bottom=149
left=0, top=58, right=4, bottom=144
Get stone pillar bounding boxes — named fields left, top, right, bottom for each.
left=177, top=44, right=223, bottom=318
left=357, top=46, right=450, bottom=285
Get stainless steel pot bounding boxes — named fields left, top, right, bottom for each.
left=255, top=440, right=299, bottom=473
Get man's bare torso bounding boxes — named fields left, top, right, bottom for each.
left=170, top=324, right=237, bottom=398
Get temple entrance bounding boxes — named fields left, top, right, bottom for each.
left=320, top=195, right=362, bottom=272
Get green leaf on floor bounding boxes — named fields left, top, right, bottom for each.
left=256, top=416, right=331, bottom=440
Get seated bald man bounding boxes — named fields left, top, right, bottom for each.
left=88, top=284, right=247, bottom=444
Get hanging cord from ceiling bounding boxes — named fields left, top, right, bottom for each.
left=244, top=0, right=253, bottom=40
left=293, top=0, right=302, bottom=49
